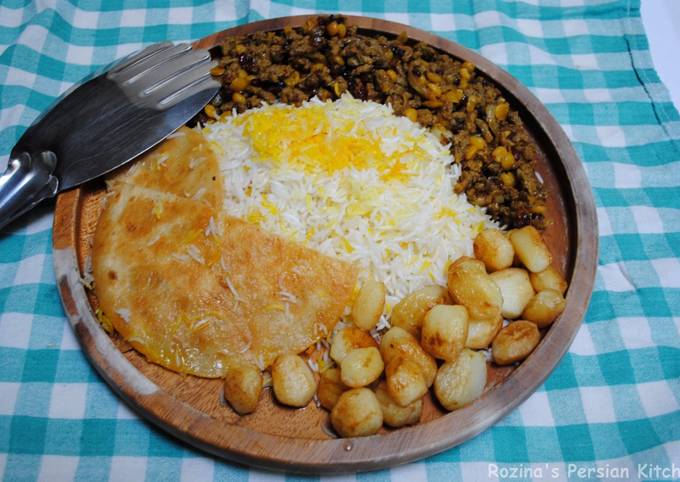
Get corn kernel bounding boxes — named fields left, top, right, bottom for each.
left=462, top=61, right=475, bottom=72
left=464, top=146, right=477, bottom=161
left=204, top=104, right=217, bottom=119
left=532, top=204, right=547, bottom=214
left=230, top=76, right=249, bottom=91
left=326, top=21, right=339, bottom=36
left=404, top=108, right=418, bottom=123
left=501, top=152, right=515, bottom=169
left=492, top=146, right=515, bottom=169
left=210, top=66, right=225, bottom=76
left=443, top=89, right=464, bottom=103
left=386, top=69, right=398, bottom=81
left=470, top=136, right=486, bottom=149
left=337, top=23, right=347, bottom=38
left=492, top=146, right=508, bottom=160
left=464, top=136, right=486, bottom=160
left=495, top=102, right=510, bottom=121
left=500, top=172, right=515, bottom=187
left=232, top=92, right=246, bottom=104
left=235, top=44, right=246, bottom=54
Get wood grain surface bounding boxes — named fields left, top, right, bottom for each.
left=53, top=15, right=598, bottom=473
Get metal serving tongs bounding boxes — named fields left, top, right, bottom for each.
left=0, top=42, right=220, bottom=231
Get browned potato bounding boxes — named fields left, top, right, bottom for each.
left=434, top=349, right=487, bottom=411
left=223, top=363, right=262, bottom=415
left=330, top=326, right=377, bottom=364
left=380, top=326, right=437, bottom=387
left=490, top=268, right=535, bottom=319
left=522, top=290, right=566, bottom=328
left=465, top=312, right=503, bottom=349
left=509, top=230, right=522, bottom=267
left=447, top=257, right=502, bottom=320
left=530, top=266, right=568, bottom=294
left=474, top=229, right=514, bottom=272
left=391, top=285, right=451, bottom=338
left=385, top=356, right=428, bottom=407
left=374, top=382, right=422, bottom=428
left=492, top=320, right=540, bottom=365
left=331, top=388, right=383, bottom=437
left=509, top=226, right=552, bottom=273
left=340, top=347, right=384, bottom=388
left=317, top=368, right=347, bottom=411
left=271, top=354, right=317, bottom=407
left=421, top=304, right=468, bottom=361
left=352, top=278, right=386, bottom=331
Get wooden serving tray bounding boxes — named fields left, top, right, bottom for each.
left=53, top=16, right=598, bottom=473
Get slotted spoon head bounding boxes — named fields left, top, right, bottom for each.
left=11, top=42, right=220, bottom=191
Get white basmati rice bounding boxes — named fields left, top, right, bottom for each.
left=202, top=94, right=497, bottom=309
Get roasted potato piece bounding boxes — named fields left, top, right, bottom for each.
left=465, top=312, right=503, bottom=349
left=490, top=268, right=535, bottom=319
left=522, top=289, right=566, bottom=328
left=530, top=266, right=568, bottom=294
left=271, top=354, right=317, bottom=407
left=380, top=326, right=437, bottom=387
left=421, top=304, right=468, bottom=361
left=374, top=382, right=422, bottom=428
left=352, top=278, right=386, bottom=330
left=492, top=320, right=540, bottom=365
left=391, top=285, right=451, bottom=338
left=434, top=349, right=487, bottom=411
left=509, top=226, right=552, bottom=273
left=509, top=230, right=523, bottom=266
left=341, top=347, right=384, bottom=388
left=447, top=256, right=502, bottom=319
left=385, top=356, right=428, bottom=407
left=317, top=368, right=347, bottom=411
left=223, top=363, right=262, bottom=415
left=474, top=229, right=514, bottom=272
left=331, top=388, right=383, bottom=437
left=330, top=326, right=377, bottom=364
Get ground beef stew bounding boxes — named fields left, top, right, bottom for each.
left=199, top=16, right=547, bottom=230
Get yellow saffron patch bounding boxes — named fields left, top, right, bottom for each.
left=235, top=102, right=420, bottom=181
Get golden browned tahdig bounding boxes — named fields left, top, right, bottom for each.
left=92, top=127, right=358, bottom=377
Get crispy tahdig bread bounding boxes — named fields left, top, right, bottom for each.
left=92, top=128, right=358, bottom=377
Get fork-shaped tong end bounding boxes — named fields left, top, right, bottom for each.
left=0, top=42, right=219, bottom=232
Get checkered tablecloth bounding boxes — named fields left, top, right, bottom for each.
left=1, top=1, right=679, bottom=480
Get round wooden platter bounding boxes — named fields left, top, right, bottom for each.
left=53, top=15, right=598, bottom=474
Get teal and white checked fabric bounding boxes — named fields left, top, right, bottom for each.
left=1, top=1, right=679, bottom=480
